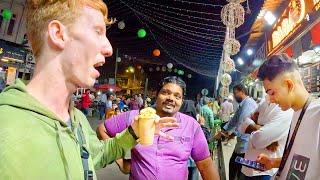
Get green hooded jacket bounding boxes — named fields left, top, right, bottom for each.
left=0, top=79, right=137, bottom=180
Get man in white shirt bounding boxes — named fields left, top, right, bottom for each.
left=106, top=93, right=114, bottom=110
left=99, top=92, right=107, bottom=120
left=137, top=94, right=144, bottom=108
left=239, top=97, right=293, bottom=179
left=256, top=54, right=320, bottom=180
left=220, top=97, right=234, bottom=123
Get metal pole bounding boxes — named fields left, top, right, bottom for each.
left=114, top=48, right=118, bottom=85
left=143, top=78, right=148, bottom=102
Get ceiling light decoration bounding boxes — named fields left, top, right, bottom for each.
left=247, top=49, right=253, bottom=56
left=222, top=56, right=235, bottom=73
left=220, top=86, right=230, bottom=98
left=237, top=57, right=244, bottom=65
left=221, top=73, right=232, bottom=86
left=118, top=21, right=125, bottom=29
left=221, top=2, right=245, bottom=29
left=264, top=11, right=276, bottom=25
left=223, top=38, right=241, bottom=55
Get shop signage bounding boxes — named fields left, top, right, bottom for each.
left=270, top=0, right=307, bottom=50
left=314, top=0, right=320, bottom=10
left=6, top=67, right=17, bottom=85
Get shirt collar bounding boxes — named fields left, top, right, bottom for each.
left=239, top=96, right=249, bottom=107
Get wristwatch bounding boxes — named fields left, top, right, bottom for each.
left=128, top=125, right=139, bottom=140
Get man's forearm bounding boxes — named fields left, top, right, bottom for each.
left=270, top=157, right=282, bottom=168
left=245, top=124, right=260, bottom=134
left=196, top=157, right=220, bottom=180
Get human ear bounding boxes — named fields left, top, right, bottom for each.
left=284, top=79, right=294, bottom=93
left=47, top=20, right=66, bottom=50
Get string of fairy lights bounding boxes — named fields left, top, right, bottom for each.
left=134, top=0, right=222, bottom=16
left=108, top=0, right=228, bottom=77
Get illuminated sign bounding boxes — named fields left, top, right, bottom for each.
left=270, top=0, right=306, bottom=50
left=314, top=0, right=320, bottom=10
left=6, top=67, right=17, bottom=85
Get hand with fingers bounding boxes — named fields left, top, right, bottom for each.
left=256, top=153, right=281, bottom=170
left=131, top=116, right=179, bottom=143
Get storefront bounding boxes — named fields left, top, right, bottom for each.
left=266, top=0, right=320, bottom=96
left=0, top=40, right=31, bottom=86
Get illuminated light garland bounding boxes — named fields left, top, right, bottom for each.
left=226, top=0, right=247, bottom=3
left=158, top=46, right=222, bottom=58
left=123, top=0, right=223, bottom=22
left=222, top=56, right=235, bottom=73
left=132, top=0, right=222, bottom=16
left=220, top=86, right=230, bottom=97
left=150, top=26, right=223, bottom=46
left=223, top=38, right=241, bottom=56
left=154, top=34, right=224, bottom=50
left=221, top=2, right=245, bottom=28
left=173, top=0, right=224, bottom=7
left=135, top=11, right=225, bottom=39
left=129, top=3, right=226, bottom=26
left=119, top=0, right=221, bottom=77
left=129, top=5, right=226, bottom=33
left=155, top=37, right=223, bottom=54
left=221, top=73, right=232, bottom=86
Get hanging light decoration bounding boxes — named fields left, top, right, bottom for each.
left=168, top=68, right=172, bottom=72
left=222, top=56, right=235, bottom=73
left=167, top=63, right=173, bottom=69
left=220, top=0, right=246, bottom=98
left=226, top=0, right=247, bottom=3
left=137, top=28, right=147, bottom=38
left=221, top=2, right=245, bottom=29
left=116, top=57, right=121, bottom=63
left=2, top=9, right=12, bottom=21
left=221, top=73, right=232, bottom=86
left=201, top=88, right=209, bottom=96
left=162, top=66, right=167, bottom=72
left=118, top=21, right=125, bottom=30
left=149, top=67, right=153, bottom=72
left=224, top=38, right=241, bottom=55
left=153, top=49, right=161, bottom=57
left=187, top=74, right=192, bottom=79
left=220, top=86, right=230, bottom=98
left=156, top=66, right=160, bottom=71
left=177, top=70, right=184, bottom=75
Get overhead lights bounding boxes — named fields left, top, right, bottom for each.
left=264, top=11, right=276, bottom=25
left=237, top=57, right=244, bottom=65
left=314, top=45, right=320, bottom=53
left=247, top=49, right=253, bottom=56
left=110, top=88, right=113, bottom=92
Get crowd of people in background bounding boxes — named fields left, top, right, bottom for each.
left=72, top=89, right=155, bottom=122
left=1, top=0, right=319, bottom=179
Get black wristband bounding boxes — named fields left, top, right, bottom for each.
left=128, top=125, right=139, bottom=140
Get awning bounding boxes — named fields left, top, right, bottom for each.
left=94, top=84, right=121, bottom=92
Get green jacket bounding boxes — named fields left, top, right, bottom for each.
left=0, top=79, right=136, bottom=180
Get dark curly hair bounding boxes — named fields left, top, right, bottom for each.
left=157, top=76, right=186, bottom=96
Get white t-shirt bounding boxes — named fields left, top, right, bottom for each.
left=220, top=101, right=234, bottom=122
left=240, top=102, right=293, bottom=177
left=279, top=99, right=320, bottom=180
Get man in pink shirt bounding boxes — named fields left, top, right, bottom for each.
left=97, top=76, right=220, bottom=180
